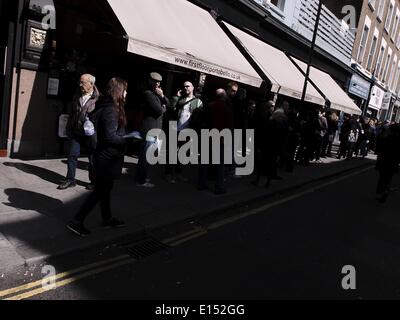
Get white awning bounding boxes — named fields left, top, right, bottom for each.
left=223, top=22, right=325, bottom=106
left=291, top=58, right=362, bottom=115
left=107, top=0, right=263, bottom=88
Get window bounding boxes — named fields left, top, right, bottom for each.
left=392, top=11, right=400, bottom=40
left=367, top=32, right=379, bottom=71
left=369, top=0, right=376, bottom=10
left=270, top=0, right=285, bottom=11
left=389, top=56, right=397, bottom=89
left=357, top=24, right=370, bottom=63
left=378, top=0, right=387, bottom=21
left=382, top=50, right=392, bottom=82
left=375, top=42, right=386, bottom=77
left=385, top=1, right=395, bottom=32
left=395, top=61, right=400, bottom=94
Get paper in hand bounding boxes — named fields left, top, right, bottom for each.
left=123, top=131, right=143, bottom=140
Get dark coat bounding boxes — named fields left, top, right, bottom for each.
left=66, top=86, right=100, bottom=138
left=376, top=124, right=400, bottom=174
left=141, top=90, right=169, bottom=136
left=94, top=99, right=126, bottom=181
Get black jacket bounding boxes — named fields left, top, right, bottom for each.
left=141, top=90, right=169, bottom=136
left=66, top=86, right=100, bottom=138
left=376, top=124, right=400, bottom=174
left=94, top=99, right=126, bottom=181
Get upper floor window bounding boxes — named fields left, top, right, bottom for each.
left=375, top=43, right=386, bottom=77
left=367, top=32, right=379, bottom=71
left=358, top=24, right=370, bottom=64
left=270, top=0, right=286, bottom=11
left=385, top=1, right=395, bottom=32
left=378, top=0, right=387, bottom=21
left=369, top=0, right=376, bottom=10
left=392, top=11, right=400, bottom=40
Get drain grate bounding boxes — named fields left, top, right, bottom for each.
left=122, top=237, right=170, bottom=260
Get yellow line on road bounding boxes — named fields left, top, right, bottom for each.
left=0, top=254, right=131, bottom=299
left=5, top=259, right=134, bottom=300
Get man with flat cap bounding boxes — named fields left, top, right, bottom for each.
left=136, top=72, right=169, bottom=187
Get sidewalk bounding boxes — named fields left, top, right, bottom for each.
left=0, top=153, right=376, bottom=272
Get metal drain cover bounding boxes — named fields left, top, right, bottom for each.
left=122, top=237, right=169, bottom=260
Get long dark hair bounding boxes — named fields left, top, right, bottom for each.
left=105, top=77, right=128, bottom=127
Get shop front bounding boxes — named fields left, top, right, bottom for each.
left=347, top=73, right=372, bottom=117
left=380, top=91, right=395, bottom=122
left=289, top=57, right=362, bottom=116
left=368, top=85, right=385, bottom=120
left=7, top=0, right=267, bottom=158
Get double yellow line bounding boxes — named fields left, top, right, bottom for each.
left=0, top=255, right=134, bottom=300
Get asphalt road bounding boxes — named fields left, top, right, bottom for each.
left=1, top=167, right=400, bottom=301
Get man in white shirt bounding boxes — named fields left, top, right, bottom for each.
left=166, top=81, right=203, bottom=183
left=58, top=74, right=99, bottom=190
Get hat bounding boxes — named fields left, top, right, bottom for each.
left=150, top=72, right=163, bottom=82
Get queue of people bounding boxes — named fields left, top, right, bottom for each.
left=59, top=72, right=400, bottom=237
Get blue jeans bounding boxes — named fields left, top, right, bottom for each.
left=67, top=137, right=95, bottom=183
left=136, top=140, right=155, bottom=184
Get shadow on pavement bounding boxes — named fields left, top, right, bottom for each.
left=3, top=162, right=88, bottom=187
left=3, top=188, right=64, bottom=216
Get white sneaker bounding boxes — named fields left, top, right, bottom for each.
left=136, top=182, right=155, bottom=188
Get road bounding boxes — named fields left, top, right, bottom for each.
left=1, top=167, right=400, bottom=302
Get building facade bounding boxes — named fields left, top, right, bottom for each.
left=352, top=0, right=400, bottom=121
left=254, top=0, right=356, bottom=66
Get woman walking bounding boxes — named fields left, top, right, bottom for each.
left=67, top=78, right=128, bottom=237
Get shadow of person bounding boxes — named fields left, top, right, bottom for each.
left=2, top=162, right=87, bottom=187
left=3, top=188, right=65, bottom=217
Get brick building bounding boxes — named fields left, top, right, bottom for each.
left=352, top=0, right=400, bottom=121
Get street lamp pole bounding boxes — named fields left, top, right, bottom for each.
left=301, top=0, right=324, bottom=102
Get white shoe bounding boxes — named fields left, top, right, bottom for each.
left=136, top=182, right=155, bottom=188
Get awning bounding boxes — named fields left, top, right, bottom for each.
left=107, top=0, right=263, bottom=88
left=222, top=22, right=325, bottom=106
left=291, top=58, right=362, bottom=115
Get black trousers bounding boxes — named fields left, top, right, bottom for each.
left=377, top=170, right=395, bottom=195
left=75, top=179, right=114, bottom=223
